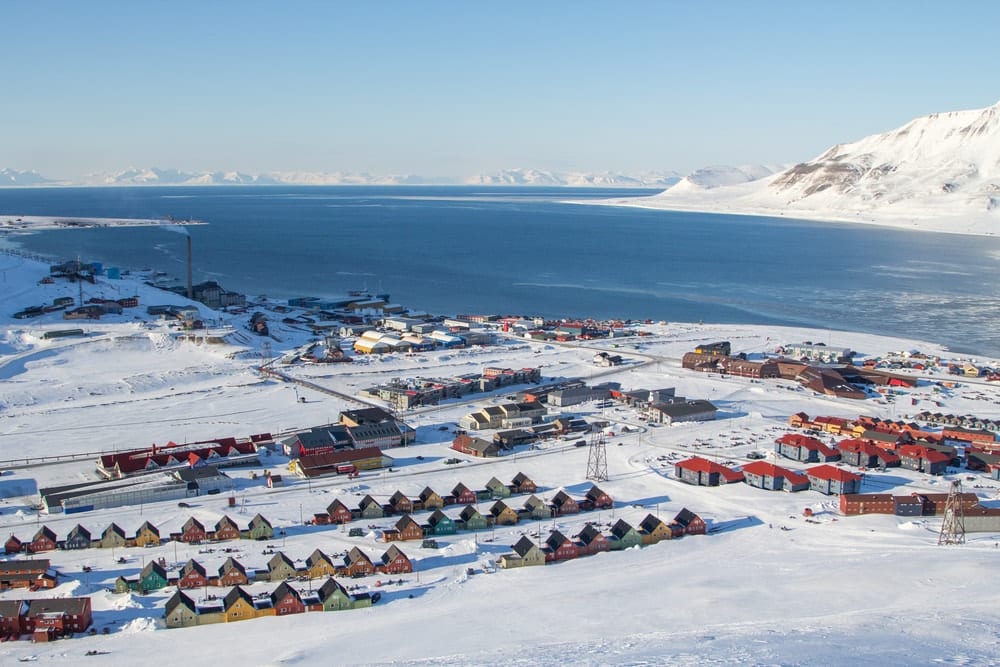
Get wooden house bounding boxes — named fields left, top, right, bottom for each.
left=213, top=515, right=242, bottom=542
left=451, top=483, right=478, bottom=505
left=380, top=545, right=413, bottom=574
left=499, top=535, right=546, bottom=569
left=271, top=581, right=306, bottom=616
left=134, top=521, right=161, bottom=548
left=674, top=457, right=744, bottom=486
left=0, top=599, right=26, bottom=635
left=266, top=551, right=298, bottom=582
left=164, top=590, right=199, bottom=629
left=326, top=499, right=354, bottom=525
left=576, top=524, right=610, bottom=555
left=609, top=519, right=642, bottom=550
left=217, top=557, right=249, bottom=586
left=511, top=472, right=537, bottom=494
left=28, top=526, right=57, bottom=553
left=223, top=586, right=257, bottom=623
left=306, top=549, right=338, bottom=579
left=343, top=547, right=376, bottom=577
left=245, top=514, right=274, bottom=541
left=550, top=490, right=580, bottom=516
left=387, top=491, right=414, bottom=514
left=63, top=524, right=92, bottom=550
left=673, top=508, right=707, bottom=535
left=318, top=577, right=354, bottom=611
left=490, top=500, right=519, bottom=526
left=358, top=495, right=384, bottom=519
left=387, top=515, right=425, bottom=542
left=23, top=597, right=92, bottom=638
left=459, top=505, right=488, bottom=531
left=485, top=477, right=511, bottom=499
left=0, top=559, right=56, bottom=590
left=116, top=560, right=169, bottom=594
left=179, top=517, right=207, bottom=543
left=638, top=514, right=673, bottom=544
left=426, top=510, right=457, bottom=536
left=523, top=495, right=552, bottom=519
left=419, top=487, right=445, bottom=510
left=544, top=530, right=580, bottom=562
left=98, top=523, right=127, bottom=549
left=177, top=559, right=210, bottom=590
left=4, top=535, right=23, bottom=554
left=584, top=485, right=613, bottom=510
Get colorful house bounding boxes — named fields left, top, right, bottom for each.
left=544, top=530, right=580, bottom=562
left=223, top=586, right=257, bottom=622
left=358, top=495, right=384, bottom=519
left=213, top=515, right=242, bottom=541
left=584, top=485, right=614, bottom=509
left=177, top=559, right=210, bottom=590
left=523, top=495, right=552, bottom=519
left=63, top=524, right=92, bottom=550
left=485, top=477, right=511, bottom=499
left=419, top=487, right=445, bottom=510
left=218, top=557, right=249, bottom=586
left=387, top=491, right=414, bottom=514
left=609, top=519, right=643, bottom=550
left=500, top=535, right=546, bottom=568
left=327, top=499, right=354, bottom=525
left=426, top=510, right=456, bottom=536
left=28, top=526, right=58, bottom=553
left=164, top=590, right=199, bottom=629
left=898, top=444, right=951, bottom=475
left=306, top=549, right=338, bottom=579
left=380, top=545, right=413, bottom=574
left=576, top=524, right=610, bottom=555
left=550, top=490, right=580, bottom=515
left=134, top=521, right=161, bottom=548
left=511, top=472, right=537, bottom=494
left=451, top=483, right=478, bottom=505
left=98, top=523, right=127, bottom=549
left=490, top=500, right=519, bottom=526
left=343, top=547, right=376, bottom=577
left=4, top=535, right=23, bottom=554
left=459, top=505, right=488, bottom=531
left=245, top=514, right=274, bottom=541
left=318, top=577, right=354, bottom=611
left=266, top=552, right=298, bottom=582
left=672, top=508, right=707, bottom=535
left=385, top=515, right=425, bottom=541
left=638, top=514, right=673, bottom=544
left=179, top=517, right=207, bottom=543
left=270, top=581, right=306, bottom=616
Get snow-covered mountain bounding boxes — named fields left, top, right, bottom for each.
left=661, top=164, right=784, bottom=194
left=0, top=168, right=54, bottom=186
left=620, top=101, right=1000, bottom=235
left=466, top=168, right=680, bottom=188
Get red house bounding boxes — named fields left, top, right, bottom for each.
left=383, top=515, right=424, bottom=542
left=584, top=485, right=613, bottom=509
left=177, top=559, right=210, bottom=590
left=387, top=491, right=413, bottom=514
left=544, top=530, right=580, bottom=562
left=5, top=535, right=23, bottom=554
left=217, top=557, right=249, bottom=586
left=271, top=582, right=306, bottom=616
left=213, top=515, right=242, bottom=542
left=550, top=490, right=580, bottom=516
left=28, top=527, right=58, bottom=554
left=179, top=517, right=207, bottom=544
left=380, top=545, right=413, bottom=574
left=451, top=482, right=478, bottom=505
left=575, top=524, right=610, bottom=555
left=511, top=472, right=537, bottom=494
left=24, top=597, right=92, bottom=639
left=326, top=499, right=354, bottom=525
left=672, top=508, right=706, bottom=536
left=342, top=547, right=376, bottom=577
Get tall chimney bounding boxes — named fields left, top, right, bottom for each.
left=186, top=234, right=193, bottom=299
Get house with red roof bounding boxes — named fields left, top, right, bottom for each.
left=898, top=444, right=950, bottom=475
left=837, top=439, right=901, bottom=469
left=775, top=433, right=840, bottom=463
left=674, top=457, right=743, bottom=486
left=806, top=465, right=862, bottom=495
left=740, top=460, right=810, bottom=492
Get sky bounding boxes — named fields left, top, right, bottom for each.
left=4, top=1, right=1000, bottom=180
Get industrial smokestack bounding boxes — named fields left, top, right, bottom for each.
left=187, top=234, right=193, bottom=300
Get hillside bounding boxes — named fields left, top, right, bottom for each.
left=604, top=101, right=1000, bottom=236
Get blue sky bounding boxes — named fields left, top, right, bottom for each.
left=4, top=2, right=1000, bottom=179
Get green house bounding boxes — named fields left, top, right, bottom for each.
left=609, top=519, right=643, bottom=551
left=318, top=577, right=353, bottom=611
left=426, top=509, right=456, bottom=535
left=358, top=495, right=384, bottom=519
left=459, top=505, right=488, bottom=531
left=138, top=561, right=169, bottom=592
left=484, top=477, right=511, bottom=499
left=245, top=513, right=274, bottom=541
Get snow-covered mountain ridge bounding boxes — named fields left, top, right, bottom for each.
left=613, top=101, right=1000, bottom=236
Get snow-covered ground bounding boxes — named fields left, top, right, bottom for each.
left=2, top=250, right=1000, bottom=666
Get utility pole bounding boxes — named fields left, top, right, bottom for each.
left=938, top=479, right=967, bottom=545
left=586, top=429, right=608, bottom=482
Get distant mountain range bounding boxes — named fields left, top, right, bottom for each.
left=614, top=100, right=1000, bottom=235
left=0, top=166, right=681, bottom=188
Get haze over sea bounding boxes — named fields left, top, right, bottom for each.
left=2, top=186, right=999, bottom=357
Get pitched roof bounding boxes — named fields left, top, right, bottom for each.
left=219, top=556, right=246, bottom=575
left=776, top=433, right=838, bottom=457
left=181, top=559, right=207, bottom=577
left=511, top=535, right=539, bottom=557
left=806, top=464, right=862, bottom=483
left=382, top=544, right=409, bottom=564
left=675, top=456, right=744, bottom=482
left=223, top=585, right=254, bottom=609
left=165, top=590, right=196, bottom=616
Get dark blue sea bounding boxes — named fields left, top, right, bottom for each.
left=2, top=186, right=999, bottom=357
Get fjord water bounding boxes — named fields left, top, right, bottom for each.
left=2, top=186, right=1000, bottom=357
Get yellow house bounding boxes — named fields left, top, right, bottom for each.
left=134, top=521, right=161, bottom=547
left=223, top=587, right=257, bottom=623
